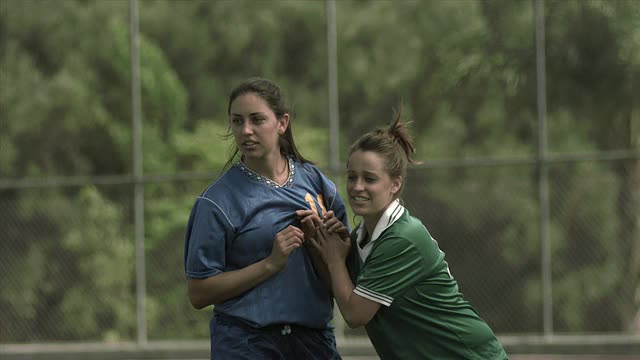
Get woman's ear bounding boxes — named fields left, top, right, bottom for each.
left=391, top=176, right=403, bottom=196
left=278, top=113, right=290, bottom=135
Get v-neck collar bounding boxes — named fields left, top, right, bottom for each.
left=355, top=199, right=405, bottom=261
left=236, top=156, right=295, bottom=189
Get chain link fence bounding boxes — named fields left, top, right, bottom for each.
left=1, top=0, right=639, bottom=356
left=1, top=155, right=638, bottom=345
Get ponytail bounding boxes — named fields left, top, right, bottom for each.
left=387, top=107, right=421, bottom=166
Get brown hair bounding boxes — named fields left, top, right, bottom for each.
left=348, top=106, right=420, bottom=197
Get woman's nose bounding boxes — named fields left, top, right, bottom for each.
left=241, top=121, right=253, bottom=134
left=351, top=178, right=364, bottom=191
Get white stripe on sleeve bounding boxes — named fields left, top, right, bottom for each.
left=354, top=285, right=394, bottom=307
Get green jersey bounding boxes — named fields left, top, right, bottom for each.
left=346, top=200, right=507, bottom=360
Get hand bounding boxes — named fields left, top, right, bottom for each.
left=309, top=225, right=351, bottom=266
left=322, top=210, right=350, bottom=240
left=296, top=209, right=322, bottom=242
left=266, top=225, right=304, bottom=272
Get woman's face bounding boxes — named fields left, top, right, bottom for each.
left=229, top=92, right=288, bottom=162
left=346, top=150, right=401, bottom=225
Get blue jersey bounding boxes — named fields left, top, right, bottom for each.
left=184, top=157, right=349, bottom=329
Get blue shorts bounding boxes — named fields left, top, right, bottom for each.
left=210, top=313, right=342, bottom=360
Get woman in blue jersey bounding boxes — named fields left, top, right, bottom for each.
left=184, top=77, right=348, bottom=359
left=307, top=109, right=508, bottom=359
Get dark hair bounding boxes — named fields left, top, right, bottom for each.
left=222, top=77, right=311, bottom=171
left=347, top=106, right=420, bottom=198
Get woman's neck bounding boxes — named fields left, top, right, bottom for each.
left=244, top=153, right=289, bottom=185
left=362, top=201, right=395, bottom=239
left=363, top=214, right=382, bottom=238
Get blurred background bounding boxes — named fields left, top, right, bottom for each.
left=0, top=0, right=638, bottom=358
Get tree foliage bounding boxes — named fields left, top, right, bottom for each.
left=0, top=0, right=637, bottom=341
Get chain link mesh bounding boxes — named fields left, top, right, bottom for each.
left=1, top=158, right=637, bottom=342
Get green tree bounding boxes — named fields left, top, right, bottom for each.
left=1, top=0, right=637, bottom=342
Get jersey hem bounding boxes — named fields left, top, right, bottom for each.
left=185, top=268, right=222, bottom=279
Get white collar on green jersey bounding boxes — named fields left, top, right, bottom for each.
left=356, top=199, right=405, bottom=261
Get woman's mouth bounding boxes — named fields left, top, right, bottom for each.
left=242, top=141, right=258, bottom=149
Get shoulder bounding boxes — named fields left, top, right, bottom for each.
left=389, top=210, right=430, bottom=239
left=200, top=165, right=242, bottom=200
left=188, top=168, right=244, bottom=229
left=379, top=211, right=437, bottom=252
left=193, top=166, right=247, bottom=216
left=296, top=161, right=324, bottom=178
left=295, top=160, right=336, bottom=188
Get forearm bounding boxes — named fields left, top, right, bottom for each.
left=188, top=259, right=279, bottom=309
left=327, top=261, right=359, bottom=326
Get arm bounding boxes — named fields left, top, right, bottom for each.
left=312, top=226, right=381, bottom=328
left=188, top=258, right=279, bottom=309
left=326, top=257, right=381, bottom=328
left=296, top=210, right=332, bottom=289
left=188, top=225, right=304, bottom=309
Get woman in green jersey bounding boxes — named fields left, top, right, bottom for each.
left=305, top=109, right=508, bottom=359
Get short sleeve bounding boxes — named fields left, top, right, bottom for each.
left=354, top=236, right=425, bottom=307
left=183, top=197, right=234, bottom=279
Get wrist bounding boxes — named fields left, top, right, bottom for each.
left=263, top=256, right=282, bottom=274
left=326, top=259, right=345, bottom=273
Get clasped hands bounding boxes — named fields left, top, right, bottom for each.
left=295, top=210, right=351, bottom=264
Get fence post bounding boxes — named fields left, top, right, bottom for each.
left=129, top=0, right=147, bottom=344
left=535, top=0, right=553, bottom=338
left=326, top=0, right=343, bottom=338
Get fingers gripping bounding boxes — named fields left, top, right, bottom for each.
left=277, top=226, right=303, bottom=254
